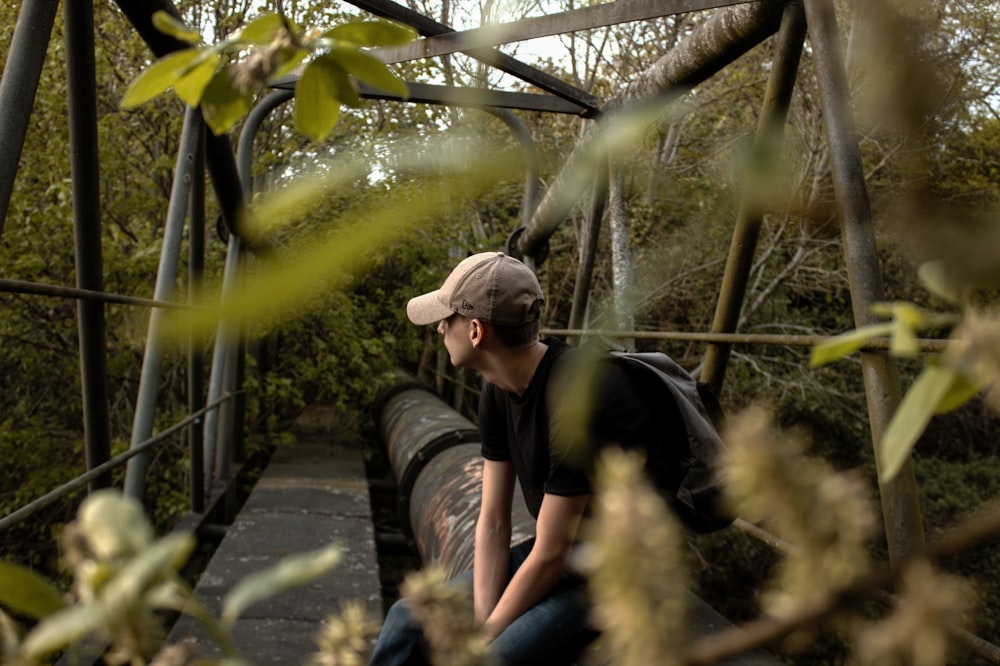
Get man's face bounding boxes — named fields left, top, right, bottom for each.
left=437, top=313, right=473, bottom=367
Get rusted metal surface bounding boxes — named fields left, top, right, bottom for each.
left=379, top=385, right=480, bottom=525
left=803, top=0, right=925, bottom=566
left=701, top=1, right=806, bottom=392
left=407, top=445, right=536, bottom=578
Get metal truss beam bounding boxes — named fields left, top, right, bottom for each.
left=376, top=0, right=750, bottom=64
left=271, top=79, right=588, bottom=115
left=343, top=0, right=600, bottom=116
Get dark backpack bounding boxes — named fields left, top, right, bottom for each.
left=610, top=351, right=734, bottom=533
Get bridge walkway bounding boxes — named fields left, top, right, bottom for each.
left=166, top=408, right=383, bottom=664
left=163, top=400, right=781, bottom=665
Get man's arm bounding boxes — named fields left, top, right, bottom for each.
left=474, top=459, right=515, bottom=624
left=482, top=492, right=589, bottom=641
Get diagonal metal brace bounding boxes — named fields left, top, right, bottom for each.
left=343, top=0, right=601, bottom=116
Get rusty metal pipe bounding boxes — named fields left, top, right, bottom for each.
left=376, top=378, right=533, bottom=577
left=376, top=376, right=787, bottom=663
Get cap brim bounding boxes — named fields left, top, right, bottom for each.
left=406, top=290, right=455, bottom=326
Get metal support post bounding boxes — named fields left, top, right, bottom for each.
left=124, top=107, right=202, bottom=500
left=804, top=0, right=925, bottom=566
left=0, top=0, right=59, bottom=237
left=189, top=118, right=207, bottom=513
left=701, top=2, right=806, bottom=392
left=65, top=0, right=112, bottom=491
left=200, top=91, right=294, bottom=494
left=203, top=234, right=242, bottom=494
left=608, top=158, right=636, bottom=352
left=215, top=251, right=245, bottom=480
left=567, top=159, right=608, bottom=345
left=233, top=335, right=248, bottom=463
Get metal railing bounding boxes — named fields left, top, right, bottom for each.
left=0, top=393, right=237, bottom=534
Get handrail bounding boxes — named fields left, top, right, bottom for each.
left=0, top=393, right=238, bottom=534
left=542, top=328, right=949, bottom=353
left=0, top=278, right=209, bottom=310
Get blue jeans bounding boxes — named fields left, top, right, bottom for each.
left=370, top=539, right=598, bottom=665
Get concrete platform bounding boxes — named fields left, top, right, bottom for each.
left=166, top=436, right=383, bottom=664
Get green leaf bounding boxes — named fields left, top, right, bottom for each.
left=200, top=70, right=253, bottom=136
left=269, top=47, right=309, bottom=83
left=294, top=59, right=348, bottom=142
left=890, top=314, right=920, bottom=357
left=329, top=48, right=408, bottom=98
left=868, top=302, right=895, bottom=318
left=152, top=10, right=202, bottom=45
left=21, top=605, right=104, bottom=660
left=98, top=533, right=195, bottom=613
left=879, top=364, right=959, bottom=480
left=315, top=55, right=360, bottom=107
left=222, top=543, right=341, bottom=623
left=323, top=20, right=416, bottom=47
left=0, top=611, right=18, bottom=654
left=142, top=582, right=243, bottom=658
left=0, top=562, right=66, bottom=619
left=809, top=323, right=894, bottom=367
left=173, top=51, right=220, bottom=107
left=237, top=14, right=287, bottom=45
left=935, top=368, right=984, bottom=413
left=918, top=260, right=964, bottom=305
left=120, top=48, right=201, bottom=108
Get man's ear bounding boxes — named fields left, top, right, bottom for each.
left=469, top=319, right=485, bottom=347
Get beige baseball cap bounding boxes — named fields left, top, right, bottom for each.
left=407, top=252, right=544, bottom=326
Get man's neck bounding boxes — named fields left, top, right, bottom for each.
left=481, top=339, right=548, bottom=397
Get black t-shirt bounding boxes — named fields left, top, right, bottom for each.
left=479, top=338, right=684, bottom=519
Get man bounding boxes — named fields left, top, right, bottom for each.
left=371, top=251, right=673, bottom=665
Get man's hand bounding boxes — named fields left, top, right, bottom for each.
left=482, top=492, right=589, bottom=638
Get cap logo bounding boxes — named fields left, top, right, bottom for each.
left=460, top=300, right=475, bottom=312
